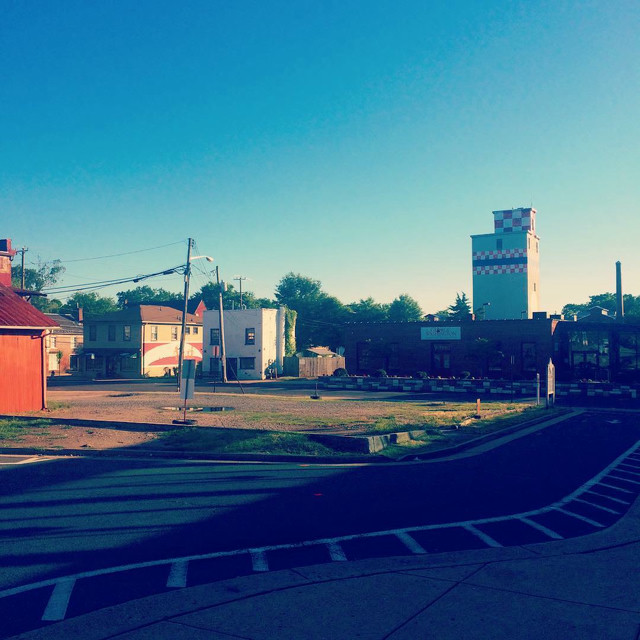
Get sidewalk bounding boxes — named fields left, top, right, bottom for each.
left=13, top=489, right=640, bottom=640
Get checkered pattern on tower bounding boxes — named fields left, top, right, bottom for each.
left=472, top=248, right=528, bottom=276
left=492, top=208, right=536, bottom=234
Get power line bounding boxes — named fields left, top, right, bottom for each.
left=59, top=240, right=186, bottom=263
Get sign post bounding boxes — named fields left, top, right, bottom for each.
left=546, top=359, right=556, bottom=408
left=174, top=359, right=197, bottom=425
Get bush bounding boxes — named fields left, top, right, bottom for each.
left=332, top=367, right=348, bottom=377
left=373, top=369, right=388, bottom=378
left=460, top=371, right=471, bottom=379
left=414, top=371, right=429, bottom=379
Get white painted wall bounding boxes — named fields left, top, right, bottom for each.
left=202, top=308, right=286, bottom=380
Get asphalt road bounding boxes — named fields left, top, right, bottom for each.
left=1, top=410, right=640, bottom=637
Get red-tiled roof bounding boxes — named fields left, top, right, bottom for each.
left=87, top=305, right=202, bottom=325
left=0, top=284, right=59, bottom=329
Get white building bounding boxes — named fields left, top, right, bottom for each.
left=202, top=307, right=286, bottom=380
left=471, top=207, right=540, bottom=320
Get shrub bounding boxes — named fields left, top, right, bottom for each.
left=460, top=371, right=471, bottom=379
left=332, top=367, right=348, bottom=377
left=373, top=369, right=388, bottom=378
left=414, top=371, right=429, bottom=379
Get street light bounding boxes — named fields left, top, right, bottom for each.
left=177, top=238, right=214, bottom=389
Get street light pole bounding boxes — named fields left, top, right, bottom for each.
left=177, top=238, right=193, bottom=390
left=216, top=266, right=228, bottom=383
left=177, top=240, right=214, bottom=390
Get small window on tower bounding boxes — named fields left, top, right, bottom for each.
left=533, top=283, right=537, bottom=292
left=496, top=239, right=503, bottom=250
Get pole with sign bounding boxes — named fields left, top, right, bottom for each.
left=173, top=359, right=197, bottom=425
left=546, top=358, right=556, bottom=408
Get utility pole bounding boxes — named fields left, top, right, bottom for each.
left=234, top=275, right=247, bottom=308
left=17, top=247, right=28, bottom=289
left=177, top=238, right=194, bottom=390
left=216, top=266, right=228, bottom=383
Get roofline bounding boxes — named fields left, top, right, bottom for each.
left=0, top=325, right=52, bottom=330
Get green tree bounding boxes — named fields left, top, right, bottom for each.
left=274, top=273, right=348, bottom=349
left=347, top=297, right=390, bottom=323
left=194, top=282, right=276, bottom=311
left=58, top=292, right=118, bottom=319
left=11, top=258, right=65, bottom=311
left=116, top=286, right=182, bottom=309
left=388, top=294, right=423, bottom=322
left=446, top=292, right=472, bottom=320
left=562, top=293, right=640, bottom=319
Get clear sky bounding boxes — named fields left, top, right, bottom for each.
left=2, top=0, right=638, bottom=314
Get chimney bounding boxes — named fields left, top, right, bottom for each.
left=0, top=239, right=17, bottom=287
left=616, top=261, right=624, bottom=322
left=77, top=306, right=84, bottom=323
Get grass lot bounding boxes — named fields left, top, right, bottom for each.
left=158, top=402, right=557, bottom=459
left=0, top=418, right=52, bottom=441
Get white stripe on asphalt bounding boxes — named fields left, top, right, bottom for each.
left=599, top=482, right=633, bottom=493
left=250, top=550, right=269, bottom=572
left=327, top=542, right=347, bottom=562
left=166, top=560, right=189, bottom=588
left=519, top=517, right=563, bottom=540
left=555, top=508, right=604, bottom=528
left=573, top=498, right=620, bottom=514
left=613, top=468, right=640, bottom=477
left=463, top=524, right=502, bottom=548
left=585, top=490, right=631, bottom=505
left=618, top=463, right=640, bottom=471
left=608, top=475, right=640, bottom=485
left=42, top=579, right=75, bottom=621
left=395, top=531, right=427, bottom=554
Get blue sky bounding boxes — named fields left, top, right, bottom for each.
left=2, top=0, right=638, bottom=314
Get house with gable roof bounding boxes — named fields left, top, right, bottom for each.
left=0, top=239, right=59, bottom=412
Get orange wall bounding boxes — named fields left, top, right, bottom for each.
left=0, top=331, right=45, bottom=412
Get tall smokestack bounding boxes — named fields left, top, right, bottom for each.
left=616, top=261, right=624, bottom=322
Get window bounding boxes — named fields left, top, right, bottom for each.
left=533, top=282, right=537, bottom=292
left=86, top=355, right=103, bottom=370
left=171, top=326, right=178, bottom=341
left=69, top=355, right=78, bottom=370
left=496, top=239, right=503, bottom=250
left=123, top=325, right=131, bottom=341
left=121, top=356, right=137, bottom=371
left=210, top=328, right=220, bottom=345
left=185, top=326, right=191, bottom=335
left=432, top=343, right=451, bottom=372
left=150, top=326, right=158, bottom=341
left=71, top=336, right=78, bottom=349
left=50, top=336, right=57, bottom=348
left=193, top=326, right=199, bottom=335
left=108, top=325, right=116, bottom=341
left=89, top=325, right=97, bottom=341
left=239, top=357, right=255, bottom=370
left=245, top=328, right=256, bottom=345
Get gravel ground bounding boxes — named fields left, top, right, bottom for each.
left=3, top=388, right=439, bottom=452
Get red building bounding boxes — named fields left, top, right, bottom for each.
left=0, top=239, right=58, bottom=413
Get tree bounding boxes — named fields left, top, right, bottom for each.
left=446, top=292, right=472, bottom=320
left=388, top=294, right=423, bottom=322
left=116, top=286, right=182, bottom=309
left=562, top=293, right=640, bottom=319
left=274, top=273, right=348, bottom=349
left=11, top=258, right=65, bottom=311
left=58, top=292, right=118, bottom=319
left=194, top=282, right=276, bottom=311
left=347, top=297, right=390, bottom=323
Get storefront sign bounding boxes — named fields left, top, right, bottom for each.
left=420, top=327, right=461, bottom=341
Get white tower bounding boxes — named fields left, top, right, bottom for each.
left=471, top=208, right=540, bottom=320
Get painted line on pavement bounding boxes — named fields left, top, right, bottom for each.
left=395, top=531, right=427, bottom=555
left=464, top=524, right=502, bottom=548
left=518, top=517, right=563, bottom=540
left=42, top=579, right=75, bottom=621
left=166, top=560, right=189, bottom=588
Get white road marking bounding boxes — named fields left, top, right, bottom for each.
left=166, top=560, right=189, bottom=588
left=599, top=482, right=633, bottom=493
left=555, top=508, right=604, bottom=528
left=613, top=468, right=640, bottom=477
left=519, top=517, right=563, bottom=540
left=585, top=490, right=630, bottom=505
left=327, top=542, right=347, bottom=562
left=619, top=463, right=640, bottom=470
left=573, top=498, right=620, bottom=514
left=608, top=474, right=640, bottom=485
left=3, top=436, right=639, bottom=608
left=464, top=524, right=502, bottom=548
left=42, top=579, right=75, bottom=621
left=395, top=531, right=427, bottom=554
left=250, top=550, right=269, bottom=572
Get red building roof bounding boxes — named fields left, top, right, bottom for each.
left=0, top=284, right=59, bottom=329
